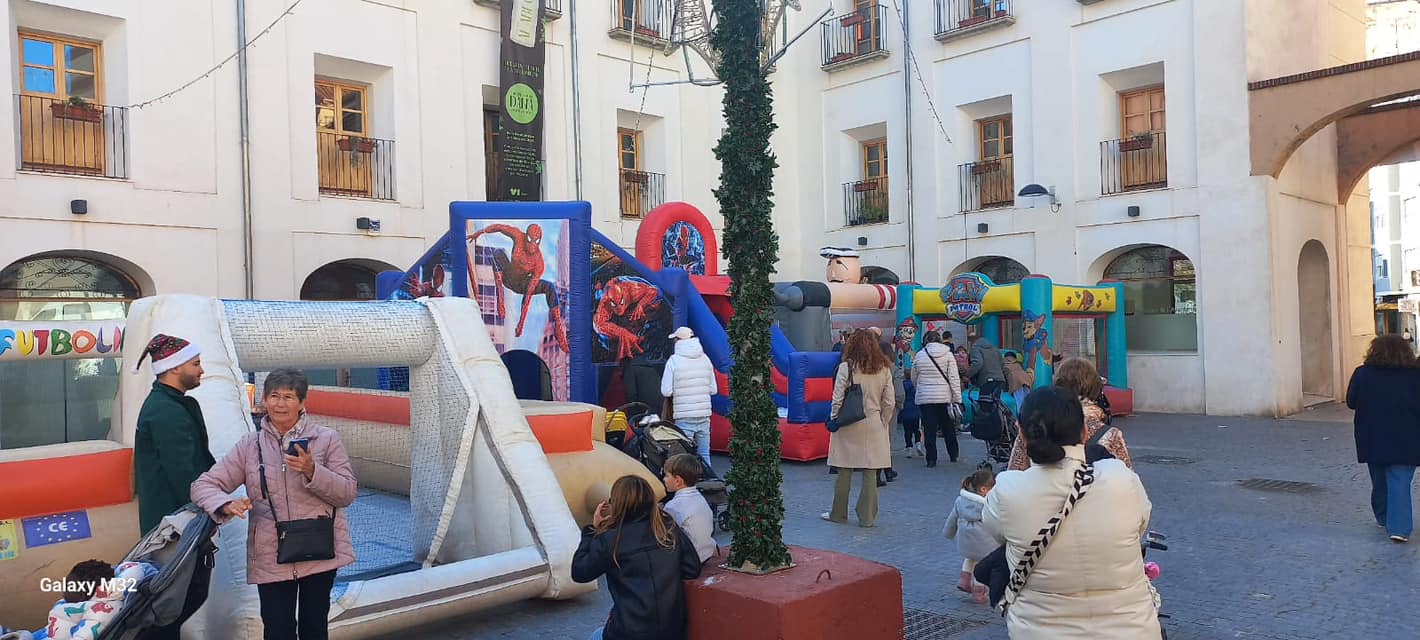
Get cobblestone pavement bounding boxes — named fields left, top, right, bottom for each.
left=425, top=410, right=1420, bottom=640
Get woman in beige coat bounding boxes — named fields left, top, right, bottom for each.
left=822, top=330, right=896, bottom=527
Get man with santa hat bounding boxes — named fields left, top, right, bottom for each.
left=133, top=334, right=214, bottom=533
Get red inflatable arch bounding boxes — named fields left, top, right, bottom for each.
left=635, top=202, right=720, bottom=276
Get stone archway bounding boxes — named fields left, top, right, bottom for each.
left=1297, top=240, right=1334, bottom=402
left=300, top=259, right=399, bottom=301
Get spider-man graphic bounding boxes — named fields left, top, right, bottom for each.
left=594, top=275, right=665, bottom=361
left=662, top=222, right=707, bottom=275
left=403, top=264, right=446, bottom=298
left=467, top=223, right=569, bottom=353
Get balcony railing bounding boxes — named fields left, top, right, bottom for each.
left=935, top=0, right=1014, bottom=41
left=821, top=5, right=889, bottom=71
left=472, top=0, right=563, bottom=19
left=844, top=176, right=889, bottom=226
left=16, top=95, right=128, bottom=179
left=619, top=169, right=665, bottom=218
left=959, top=156, right=1014, bottom=212
left=318, top=131, right=396, bottom=201
left=1101, top=131, right=1167, bottom=195
left=609, top=0, right=674, bottom=47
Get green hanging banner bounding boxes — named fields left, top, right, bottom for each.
left=497, top=0, right=546, bottom=201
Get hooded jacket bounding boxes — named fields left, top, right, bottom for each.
left=571, top=514, right=703, bottom=640
left=943, top=489, right=1001, bottom=561
left=661, top=337, right=716, bottom=419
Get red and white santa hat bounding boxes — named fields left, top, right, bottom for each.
left=136, top=334, right=201, bottom=375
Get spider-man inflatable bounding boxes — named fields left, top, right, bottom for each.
left=467, top=223, right=569, bottom=353
left=661, top=222, right=707, bottom=275
left=594, top=275, right=666, bottom=361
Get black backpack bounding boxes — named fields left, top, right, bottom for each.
left=970, top=391, right=1009, bottom=441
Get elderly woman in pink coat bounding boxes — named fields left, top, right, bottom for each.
left=191, top=368, right=357, bottom=640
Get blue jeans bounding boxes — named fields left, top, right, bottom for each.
left=588, top=627, right=603, bottom=640
left=678, top=416, right=713, bottom=473
left=1368, top=463, right=1416, bottom=537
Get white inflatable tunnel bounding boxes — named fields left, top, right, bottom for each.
left=118, top=295, right=593, bottom=639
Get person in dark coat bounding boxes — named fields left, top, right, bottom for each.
left=622, top=358, right=665, bottom=411
left=134, top=334, right=213, bottom=533
left=1345, top=334, right=1420, bottom=543
left=131, top=333, right=215, bottom=640
left=572, top=475, right=701, bottom=640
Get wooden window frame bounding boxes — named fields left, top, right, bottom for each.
left=18, top=30, right=103, bottom=102
left=315, top=79, right=369, bottom=136
left=1119, top=85, right=1165, bottom=137
left=861, top=138, right=887, bottom=180
left=618, top=127, right=643, bottom=171
left=977, top=114, right=1012, bottom=161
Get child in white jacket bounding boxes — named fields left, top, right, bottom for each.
left=943, top=469, right=1000, bottom=604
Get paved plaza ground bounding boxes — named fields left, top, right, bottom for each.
left=426, top=407, right=1420, bottom=640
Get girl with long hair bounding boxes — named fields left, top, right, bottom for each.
left=822, top=329, right=898, bottom=527
left=572, top=475, right=702, bottom=640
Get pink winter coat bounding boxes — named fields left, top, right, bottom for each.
left=191, top=416, right=357, bottom=584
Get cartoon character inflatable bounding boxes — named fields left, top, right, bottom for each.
left=594, top=276, right=665, bottom=361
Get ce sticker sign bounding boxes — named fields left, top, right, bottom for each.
left=48, top=522, right=71, bottom=533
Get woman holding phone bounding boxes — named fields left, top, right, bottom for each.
left=191, top=368, right=358, bottom=640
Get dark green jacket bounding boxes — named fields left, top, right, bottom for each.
left=134, top=381, right=216, bottom=533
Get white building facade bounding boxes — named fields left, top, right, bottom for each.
left=1367, top=0, right=1420, bottom=341
left=0, top=0, right=1375, bottom=417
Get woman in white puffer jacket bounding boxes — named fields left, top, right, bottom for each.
left=911, top=331, right=963, bottom=467
left=661, top=327, right=717, bottom=471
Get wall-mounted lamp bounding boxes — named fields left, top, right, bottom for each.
left=70, top=199, right=88, bottom=215
left=1018, top=183, right=1061, bottom=213
left=976, top=222, right=989, bottom=234
left=356, top=217, right=381, bottom=233
left=856, top=236, right=868, bottom=246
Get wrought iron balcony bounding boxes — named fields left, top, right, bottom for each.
left=619, top=169, right=665, bottom=218
left=821, top=5, right=890, bottom=71
left=16, top=94, right=128, bottom=179
left=935, top=0, right=1014, bottom=42
left=959, top=156, right=1014, bottom=212
left=317, top=131, right=396, bottom=201
left=609, top=0, right=674, bottom=47
left=844, top=176, right=889, bottom=226
left=1101, top=131, right=1167, bottom=195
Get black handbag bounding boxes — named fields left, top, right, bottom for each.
left=256, top=433, right=336, bottom=564
left=830, top=363, right=867, bottom=430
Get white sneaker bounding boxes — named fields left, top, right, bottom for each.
left=1391, top=535, right=1409, bottom=544
left=915, top=442, right=926, bottom=457
left=904, top=447, right=915, bottom=458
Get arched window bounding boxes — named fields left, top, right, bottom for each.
left=0, top=254, right=140, bottom=321
left=1104, top=245, right=1197, bottom=352
left=300, top=260, right=388, bottom=301
left=973, top=256, right=1028, bottom=285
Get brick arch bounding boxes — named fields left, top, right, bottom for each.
left=1249, top=51, right=1420, bottom=179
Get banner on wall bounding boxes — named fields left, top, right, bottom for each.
left=497, top=0, right=547, bottom=201
left=0, top=321, right=124, bottom=361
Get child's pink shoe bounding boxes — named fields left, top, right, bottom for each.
left=971, top=582, right=988, bottom=604
left=956, top=571, right=973, bottom=594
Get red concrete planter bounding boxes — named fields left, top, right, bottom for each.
left=687, top=545, right=903, bottom=640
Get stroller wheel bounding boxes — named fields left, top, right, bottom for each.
left=717, top=508, right=732, bottom=532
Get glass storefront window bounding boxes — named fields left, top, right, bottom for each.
left=1105, top=246, right=1198, bottom=352
left=0, top=254, right=137, bottom=447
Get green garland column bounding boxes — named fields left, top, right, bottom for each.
left=711, top=0, right=791, bottom=571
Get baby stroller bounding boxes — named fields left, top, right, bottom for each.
left=620, top=412, right=731, bottom=532
left=968, top=388, right=1016, bottom=471
left=94, top=504, right=217, bottom=640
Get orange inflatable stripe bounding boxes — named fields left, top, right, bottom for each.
left=527, top=411, right=595, bottom=454
left=305, top=389, right=411, bottom=426
left=0, top=449, right=134, bottom=520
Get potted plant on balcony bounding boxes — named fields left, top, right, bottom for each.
left=859, top=201, right=889, bottom=224
left=337, top=136, right=377, bottom=154
left=51, top=96, right=102, bottom=123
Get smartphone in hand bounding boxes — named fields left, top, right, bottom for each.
left=286, top=438, right=310, bottom=456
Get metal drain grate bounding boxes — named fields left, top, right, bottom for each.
left=904, top=608, right=987, bottom=639
left=1237, top=478, right=1323, bottom=494
left=1136, top=455, right=1197, bottom=465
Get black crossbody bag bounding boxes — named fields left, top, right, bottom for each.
left=256, top=433, right=336, bottom=564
